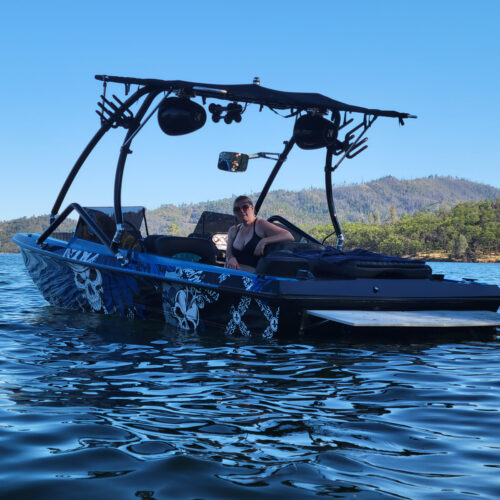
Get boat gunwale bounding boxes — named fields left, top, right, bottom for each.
left=13, top=233, right=500, bottom=314
left=12, top=233, right=292, bottom=300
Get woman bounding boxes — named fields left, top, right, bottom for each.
left=225, top=196, right=294, bottom=272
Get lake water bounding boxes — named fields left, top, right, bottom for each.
left=1, top=253, right=499, bottom=499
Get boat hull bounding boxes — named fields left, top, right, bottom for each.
left=13, top=233, right=500, bottom=338
left=15, top=234, right=283, bottom=338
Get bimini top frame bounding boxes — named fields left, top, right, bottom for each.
left=45, top=75, right=416, bottom=260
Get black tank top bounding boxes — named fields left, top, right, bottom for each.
left=232, top=220, right=262, bottom=267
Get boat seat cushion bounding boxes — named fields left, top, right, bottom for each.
left=255, top=250, right=312, bottom=278
left=149, top=235, right=217, bottom=265
left=264, top=241, right=325, bottom=255
left=142, top=234, right=163, bottom=253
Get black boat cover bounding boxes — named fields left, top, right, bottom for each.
left=292, top=247, right=432, bottom=279
left=295, top=247, right=426, bottom=264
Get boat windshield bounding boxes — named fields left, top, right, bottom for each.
left=191, top=211, right=236, bottom=237
left=74, top=206, right=147, bottom=245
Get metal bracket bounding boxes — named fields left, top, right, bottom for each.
left=338, top=111, right=354, bottom=130
left=114, top=252, right=129, bottom=266
left=248, top=152, right=281, bottom=161
left=96, top=94, right=136, bottom=129
left=328, top=114, right=378, bottom=167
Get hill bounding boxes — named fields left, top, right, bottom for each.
left=0, top=216, right=75, bottom=253
left=1, top=176, right=499, bottom=253
left=145, top=176, right=500, bottom=234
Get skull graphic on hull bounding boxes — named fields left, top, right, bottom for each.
left=173, top=289, right=199, bottom=330
left=70, top=264, right=105, bottom=312
left=162, top=279, right=219, bottom=331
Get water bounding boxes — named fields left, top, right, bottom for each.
left=1, top=253, right=499, bottom=499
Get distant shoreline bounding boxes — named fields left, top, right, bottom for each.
left=410, top=252, right=499, bottom=264
left=1, top=249, right=498, bottom=263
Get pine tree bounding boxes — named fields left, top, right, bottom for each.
left=390, top=205, right=398, bottom=224
left=453, top=234, right=469, bottom=259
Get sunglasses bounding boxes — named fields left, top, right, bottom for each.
left=233, top=203, right=252, bottom=213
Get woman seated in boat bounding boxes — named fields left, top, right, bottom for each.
left=226, top=196, right=294, bottom=272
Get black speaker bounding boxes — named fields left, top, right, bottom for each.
left=293, top=114, right=338, bottom=150
left=157, top=97, right=207, bottom=136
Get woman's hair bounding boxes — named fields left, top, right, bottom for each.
left=233, top=195, right=253, bottom=207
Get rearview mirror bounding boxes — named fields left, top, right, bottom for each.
left=218, top=152, right=249, bottom=172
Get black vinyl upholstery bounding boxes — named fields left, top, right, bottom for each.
left=146, top=235, right=217, bottom=265
left=264, top=241, right=325, bottom=255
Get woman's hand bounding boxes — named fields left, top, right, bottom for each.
left=254, top=238, right=268, bottom=256
left=225, top=256, right=240, bottom=270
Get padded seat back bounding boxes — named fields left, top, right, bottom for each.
left=152, top=236, right=217, bottom=265
left=256, top=250, right=312, bottom=277
left=264, top=241, right=325, bottom=256
left=142, top=234, right=163, bottom=253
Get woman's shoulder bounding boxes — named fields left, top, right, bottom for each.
left=255, top=217, right=271, bottom=233
left=256, top=217, right=275, bottom=227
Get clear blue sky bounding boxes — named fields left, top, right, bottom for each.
left=1, top=0, right=499, bottom=221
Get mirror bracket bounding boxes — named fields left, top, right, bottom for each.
left=248, top=152, right=280, bottom=161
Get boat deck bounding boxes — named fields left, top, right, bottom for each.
left=306, top=309, right=500, bottom=328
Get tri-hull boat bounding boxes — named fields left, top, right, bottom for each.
left=12, top=75, right=500, bottom=337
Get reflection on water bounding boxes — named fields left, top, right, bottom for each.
left=0, top=254, right=499, bottom=499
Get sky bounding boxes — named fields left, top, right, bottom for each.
left=0, top=0, right=499, bottom=221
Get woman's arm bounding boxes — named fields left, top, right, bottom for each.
left=254, top=219, right=294, bottom=256
left=225, top=225, right=240, bottom=269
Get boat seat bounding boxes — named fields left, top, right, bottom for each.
left=186, top=232, right=227, bottom=263
left=147, top=235, right=217, bottom=265
left=264, top=241, right=325, bottom=255
left=142, top=234, right=163, bottom=253
left=256, top=250, right=313, bottom=278
left=255, top=242, right=324, bottom=278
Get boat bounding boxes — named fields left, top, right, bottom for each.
left=12, top=75, right=500, bottom=338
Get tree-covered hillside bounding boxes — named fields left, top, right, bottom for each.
left=0, top=216, right=75, bottom=253
left=1, top=176, right=499, bottom=258
left=145, top=176, right=500, bottom=235
left=311, top=199, right=500, bottom=262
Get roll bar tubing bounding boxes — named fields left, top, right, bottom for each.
left=325, top=146, right=344, bottom=250
left=50, top=85, right=153, bottom=220
left=267, top=215, right=322, bottom=244
left=254, top=138, right=344, bottom=250
left=254, top=138, right=295, bottom=215
left=37, top=203, right=113, bottom=254
left=111, top=91, right=161, bottom=251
